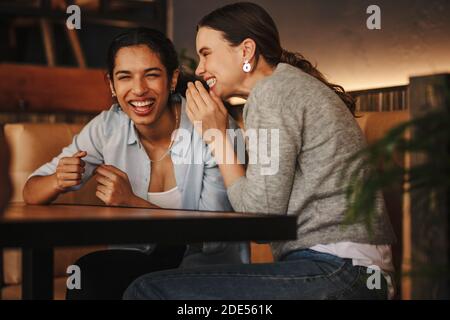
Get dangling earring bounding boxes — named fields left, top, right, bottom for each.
left=112, top=91, right=116, bottom=98
left=243, top=60, right=252, bottom=73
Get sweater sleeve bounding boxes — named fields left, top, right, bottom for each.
left=198, top=116, right=243, bottom=212
left=227, top=88, right=303, bottom=215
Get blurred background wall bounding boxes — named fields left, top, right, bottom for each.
left=1, top=0, right=449, bottom=91
left=172, top=0, right=450, bottom=91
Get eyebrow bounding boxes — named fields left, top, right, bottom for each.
left=198, top=47, right=210, bottom=56
left=115, top=67, right=163, bottom=76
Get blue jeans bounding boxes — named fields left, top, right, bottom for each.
left=123, top=249, right=388, bottom=300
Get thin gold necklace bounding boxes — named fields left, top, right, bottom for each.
left=148, top=104, right=180, bottom=162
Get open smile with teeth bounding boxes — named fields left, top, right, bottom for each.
left=206, top=78, right=217, bottom=88
left=129, top=99, right=155, bottom=108
left=128, top=99, right=156, bottom=116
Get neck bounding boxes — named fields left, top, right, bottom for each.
left=135, top=103, right=178, bottom=145
left=233, top=59, right=276, bottom=99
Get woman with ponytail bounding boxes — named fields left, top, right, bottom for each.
left=124, top=3, right=395, bottom=300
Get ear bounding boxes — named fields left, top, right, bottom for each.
left=170, top=69, right=180, bottom=91
left=107, top=75, right=116, bottom=97
left=241, top=38, right=257, bottom=63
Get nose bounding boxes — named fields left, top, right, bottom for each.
left=195, top=59, right=205, bottom=77
left=131, top=78, right=148, bottom=96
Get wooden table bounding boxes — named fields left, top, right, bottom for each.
left=0, top=204, right=297, bottom=300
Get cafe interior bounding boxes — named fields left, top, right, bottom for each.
left=0, top=0, right=449, bottom=300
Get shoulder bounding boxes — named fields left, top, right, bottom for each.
left=253, top=63, right=331, bottom=102
left=247, top=64, right=301, bottom=113
left=249, top=63, right=347, bottom=114
left=98, top=104, right=128, bottom=125
left=84, top=104, right=129, bottom=137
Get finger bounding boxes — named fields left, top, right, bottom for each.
left=186, top=91, right=203, bottom=125
left=96, top=175, right=113, bottom=187
left=96, top=166, right=117, bottom=181
left=188, top=82, right=208, bottom=111
left=96, top=184, right=111, bottom=195
left=57, top=172, right=82, bottom=181
left=95, top=190, right=108, bottom=203
left=60, top=157, right=85, bottom=167
left=188, top=82, right=207, bottom=109
left=101, top=165, right=126, bottom=178
left=195, top=81, right=215, bottom=109
left=186, top=106, right=203, bottom=133
left=57, top=179, right=81, bottom=189
left=57, top=164, right=85, bottom=174
left=72, top=150, right=87, bottom=158
left=186, top=88, right=200, bottom=115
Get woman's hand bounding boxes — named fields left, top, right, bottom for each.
left=95, top=164, right=138, bottom=206
left=185, top=81, right=229, bottom=143
left=186, top=82, right=246, bottom=187
left=54, top=150, right=86, bottom=191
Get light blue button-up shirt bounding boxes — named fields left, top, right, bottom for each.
left=30, top=95, right=249, bottom=265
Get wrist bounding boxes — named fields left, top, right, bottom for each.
left=207, top=129, right=227, bottom=153
left=129, top=194, right=151, bottom=208
left=127, top=194, right=139, bottom=207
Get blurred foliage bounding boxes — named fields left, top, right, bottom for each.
left=342, top=86, right=449, bottom=231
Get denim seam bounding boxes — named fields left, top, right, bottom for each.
left=326, top=265, right=363, bottom=299
left=144, top=260, right=349, bottom=283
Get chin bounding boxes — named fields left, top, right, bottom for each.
left=216, top=85, right=237, bottom=101
left=220, top=91, right=234, bottom=101
left=132, top=116, right=157, bottom=126
left=211, top=86, right=226, bottom=99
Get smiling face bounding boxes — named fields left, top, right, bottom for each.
left=195, top=27, right=245, bottom=100
left=110, top=45, right=177, bottom=126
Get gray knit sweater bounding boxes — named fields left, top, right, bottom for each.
left=227, top=63, right=396, bottom=261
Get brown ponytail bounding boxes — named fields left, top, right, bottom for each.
left=280, top=49, right=355, bottom=115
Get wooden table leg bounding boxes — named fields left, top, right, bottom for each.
left=22, top=248, right=54, bottom=300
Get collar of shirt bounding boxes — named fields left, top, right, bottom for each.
left=112, top=95, right=194, bottom=158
